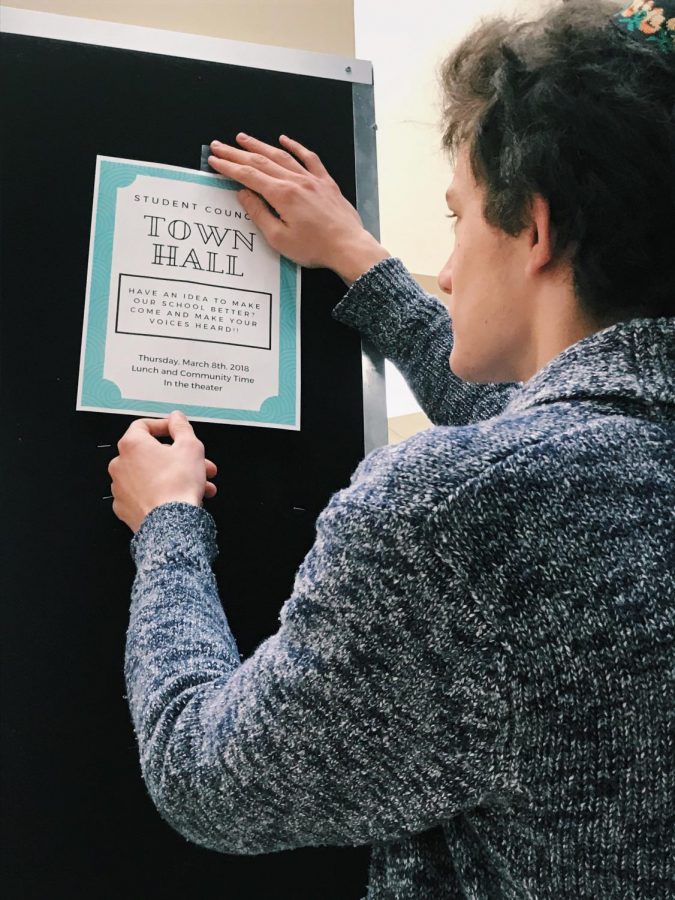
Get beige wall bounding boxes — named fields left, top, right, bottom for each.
left=355, top=0, right=546, bottom=278
left=355, top=0, right=546, bottom=441
left=4, top=1, right=355, bottom=55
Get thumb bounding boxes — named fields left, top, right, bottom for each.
left=238, top=189, right=282, bottom=245
left=167, top=409, right=195, bottom=443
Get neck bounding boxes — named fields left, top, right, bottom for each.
left=515, top=281, right=600, bottom=383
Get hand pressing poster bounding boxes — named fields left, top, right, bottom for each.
left=77, top=156, right=300, bottom=429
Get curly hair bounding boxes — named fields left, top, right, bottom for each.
left=440, top=0, right=675, bottom=323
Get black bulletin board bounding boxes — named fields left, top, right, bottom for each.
left=1, top=17, right=382, bottom=899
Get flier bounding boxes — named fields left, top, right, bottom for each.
left=77, top=156, right=301, bottom=429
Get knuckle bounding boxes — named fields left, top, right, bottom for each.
left=267, top=222, right=283, bottom=244
left=117, top=432, right=135, bottom=451
left=278, top=181, right=297, bottom=199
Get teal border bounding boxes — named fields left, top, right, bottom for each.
left=80, top=158, right=298, bottom=425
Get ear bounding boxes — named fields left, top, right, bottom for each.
left=524, top=193, right=554, bottom=276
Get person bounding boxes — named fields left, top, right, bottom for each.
left=108, top=1, right=675, bottom=896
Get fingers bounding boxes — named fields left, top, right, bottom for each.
left=109, top=460, right=216, bottom=495
left=211, top=134, right=332, bottom=182
left=278, top=135, right=331, bottom=179
left=166, top=409, right=197, bottom=444
left=117, top=412, right=201, bottom=454
left=116, top=416, right=169, bottom=454
left=237, top=189, right=283, bottom=244
left=209, top=141, right=299, bottom=184
left=208, top=153, right=294, bottom=206
left=125, top=417, right=172, bottom=438
left=234, top=133, right=307, bottom=175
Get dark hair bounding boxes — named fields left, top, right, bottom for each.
left=440, top=0, right=675, bottom=323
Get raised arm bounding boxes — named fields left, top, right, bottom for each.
left=207, top=135, right=516, bottom=427
left=333, top=257, right=516, bottom=426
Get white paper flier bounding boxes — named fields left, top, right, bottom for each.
left=77, top=156, right=301, bottom=429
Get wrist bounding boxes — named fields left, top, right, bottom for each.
left=329, top=230, right=390, bottom=285
left=131, top=501, right=218, bottom=566
left=136, top=497, right=201, bottom=532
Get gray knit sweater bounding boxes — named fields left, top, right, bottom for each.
left=125, top=257, right=675, bottom=898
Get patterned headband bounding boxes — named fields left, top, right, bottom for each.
left=612, top=1, right=675, bottom=52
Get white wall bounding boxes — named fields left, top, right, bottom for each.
left=354, top=0, right=545, bottom=425
left=355, top=0, right=545, bottom=277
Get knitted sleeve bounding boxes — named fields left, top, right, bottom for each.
left=332, top=256, right=517, bottom=425
left=124, top=496, right=511, bottom=855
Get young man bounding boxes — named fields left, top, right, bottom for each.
left=109, top=2, right=674, bottom=896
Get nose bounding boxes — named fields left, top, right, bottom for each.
left=438, top=258, right=453, bottom=295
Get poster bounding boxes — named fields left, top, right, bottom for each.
left=77, top=156, right=300, bottom=429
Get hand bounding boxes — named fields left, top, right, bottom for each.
left=208, top=133, right=389, bottom=284
left=108, top=411, right=217, bottom=533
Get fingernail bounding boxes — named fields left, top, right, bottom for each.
left=210, top=140, right=222, bottom=148
left=237, top=132, right=249, bottom=141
